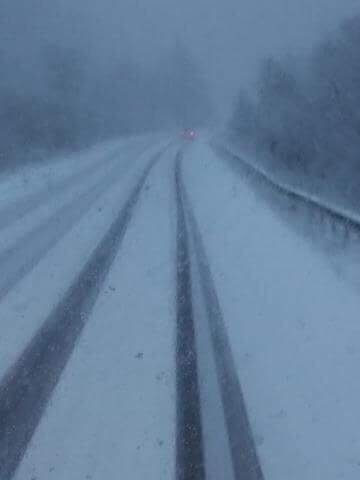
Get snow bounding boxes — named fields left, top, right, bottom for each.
left=190, top=249, right=235, bottom=480
left=182, top=140, right=360, bottom=480
left=1, top=135, right=359, bottom=479
left=219, top=142, right=360, bottom=230
left=0, top=138, right=166, bottom=381
left=13, top=144, right=177, bottom=480
left=0, top=134, right=162, bottom=217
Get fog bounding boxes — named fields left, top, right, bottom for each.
left=3, top=0, right=360, bottom=103
left=2, top=3, right=360, bottom=477
left=1, top=0, right=360, bottom=164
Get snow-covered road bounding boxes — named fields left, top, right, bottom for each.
left=0, top=136, right=359, bottom=480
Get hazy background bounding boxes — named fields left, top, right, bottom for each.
left=2, top=0, right=359, bottom=116
left=1, top=0, right=360, bottom=169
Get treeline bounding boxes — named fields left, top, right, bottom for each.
left=230, top=14, right=360, bottom=209
left=0, top=42, right=212, bottom=169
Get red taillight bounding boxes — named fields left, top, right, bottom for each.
left=182, top=129, right=196, bottom=139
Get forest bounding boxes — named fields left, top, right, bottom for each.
left=230, top=14, right=360, bottom=210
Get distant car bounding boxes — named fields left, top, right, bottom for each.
left=182, top=128, right=196, bottom=140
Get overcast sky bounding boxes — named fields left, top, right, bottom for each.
left=2, top=0, right=360, bottom=117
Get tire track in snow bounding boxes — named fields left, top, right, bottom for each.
left=182, top=191, right=264, bottom=480
left=0, top=144, right=156, bottom=303
left=0, top=150, right=163, bottom=480
left=0, top=141, right=141, bottom=233
left=177, top=150, right=264, bottom=479
left=175, top=150, right=205, bottom=480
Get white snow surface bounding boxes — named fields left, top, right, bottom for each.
left=0, top=135, right=358, bottom=480
left=14, top=145, right=176, bottom=480
left=183, top=140, right=360, bottom=480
